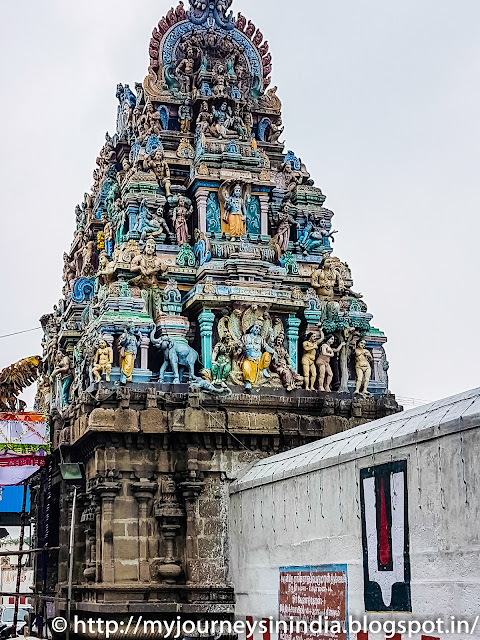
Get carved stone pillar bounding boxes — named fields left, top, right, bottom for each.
left=194, top=189, right=209, bottom=232
left=132, top=480, right=158, bottom=583
left=257, top=191, right=270, bottom=236
left=286, top=314, right=301, bottom=370
left=140, top=336, right=150, bottom=371
left=304, top=308, right=322, bottom=334
left=152, top=476, right=184, bottom=584
left=81, top=495, right=97, bottom=582
left=95, top=482, right=120, bottom=584
left=198, top=309, right=215, bottom=370
left=179, top=480, right=204, bottom=584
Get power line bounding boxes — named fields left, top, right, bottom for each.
left=0, top=328, right=42, bottom=340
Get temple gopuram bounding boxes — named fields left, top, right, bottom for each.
left=34, top=0, right=400, bottom=633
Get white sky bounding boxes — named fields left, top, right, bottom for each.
left=0, top=0, right=479, bottom=407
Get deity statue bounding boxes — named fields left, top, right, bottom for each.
left=299, top=215, right=338, bottom=254
left=178, top=98, right=193, bottom=133
left=130, top=236, right=166, bottom=288
left=212, top=62, right=227, bottom=97
left=275, top=202, right=297, bottom=255
left=241, top=324, right=276, bottom=391
left=144, top=100, right=162, bottom=137
left=113, top=199, right=127, bottom=245
left=102, top=222, right=114, bottom=257
left=222, top=183, right=248, bottom=241
left=63, top=253, right=76, bottom=295
left=193, top=230, right=211, bottom=266
left=175, top=46, right=195, bottom=95
left=270, top=334, right=301, bottom=392
left=231, top=106, right=248, bottom=140
left=210, top=102, right=232, bottom=138
left=196, top=101, right=212, bottom=134
left=301, top=332, right=322, bottom=391
left=354, top=339, right=373, bottom=395
left=316, top=336, right=345, bottom=393
left=92, top=338, right=113, bottom=383
left=50, top=352, right=73, bottom=404
left=81, top=241, right=98, bottom=278
left=171, top=196, right=192, bottom=246
left=267, top=118, right=284, bottom=144
left=211, top=335, right=234, bottom=386
left=97, top=251, right=117, bottom=288
left=311, top=257, right=345, bottom=300
left=144, top=148, right=172, bottom=197
left=118, top=326, right=142, bottom=384
left=75, top=204, right=86, bottom=230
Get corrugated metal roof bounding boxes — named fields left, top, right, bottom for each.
left=230, top=387, right=480, bottom=493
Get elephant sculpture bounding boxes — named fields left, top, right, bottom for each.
left=150, top=328, right=199, bottom=384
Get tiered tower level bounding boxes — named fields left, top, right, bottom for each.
left=35, top=0, right=400, bottom=630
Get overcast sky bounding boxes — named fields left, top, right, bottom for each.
left=1, top=0, right=479, bottom=408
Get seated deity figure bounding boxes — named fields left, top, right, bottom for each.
left=316, top=335, right=345, bottom=392
left=118, top=325, right=142, bottom=385
left=301, top=332, right=322, bottom=391
left=210, top=102, right=232, bottom=138
left=130, top=236, right=166, bottom=288
left=92, top=338, right=113, bottom=383
left=223, top=184, right=247, bottom=241
left=241, top=323, right=276, bottom=391
left=144, top=148, right=172, bottom=197
left=354, top=339, right=373, bottom=395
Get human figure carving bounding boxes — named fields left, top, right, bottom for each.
left=354, top=339, right=373, bottom=395
left=130, top=237, right=166, bottom=288
left=118, top=326, right=142, bottom=385
left=223, top=184, right=247, bottom=241
left=241, top=324, right=275, bottom=391
left=172, top=196, right=192, bottom=246
left=301, top=332, right=322, bottom=391
left=316, top=336, right=345, bottom=392
left=178, top=98, right=193, bottom=133
left=144, top=148, right=172, bottom=197
left=92, top=339, right=113, bottom=383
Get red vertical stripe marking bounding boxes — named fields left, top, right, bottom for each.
left=379, top=477, right=391, bottom=566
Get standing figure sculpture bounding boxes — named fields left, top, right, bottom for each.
left=301, top=332, right=322, bottom=391
left=276, top=202, right=297, bottom=255
left=118, top=326, right=142, bottom=384
left=223, top=184, right=247, bottom=241
left=172, top=196, right=192, bottom=246
left=144, top=148, right=172, bottom=197
left=92, top=339, right=113, bottom=383
left=178, top=98, right=193, bottom=133
left=316, top=336, right=345, bottom=392
left=50, top=352, right=73, bottom=405
left=354, top=339, right=373, bottom=395
left=241, top=324, right=275, bottom=391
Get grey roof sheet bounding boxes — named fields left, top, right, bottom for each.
left=230, top=387, right=480, bottom=494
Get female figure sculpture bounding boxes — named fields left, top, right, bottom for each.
left=271, top=334, right=299, bottom=392
left=172, top=196, right=191, bottom=246
left=316, top=336, right=345, bottom=393
left=211, top=336, right=233, bottom=387
left=354, top=339, right=373, bottom=395
left=276, top=202, right=297, bottom=254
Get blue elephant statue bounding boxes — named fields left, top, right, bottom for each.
left=150, top=328, right=199, bottom=384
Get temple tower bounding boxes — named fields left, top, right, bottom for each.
left=34, top=0, right=400, bottom=633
